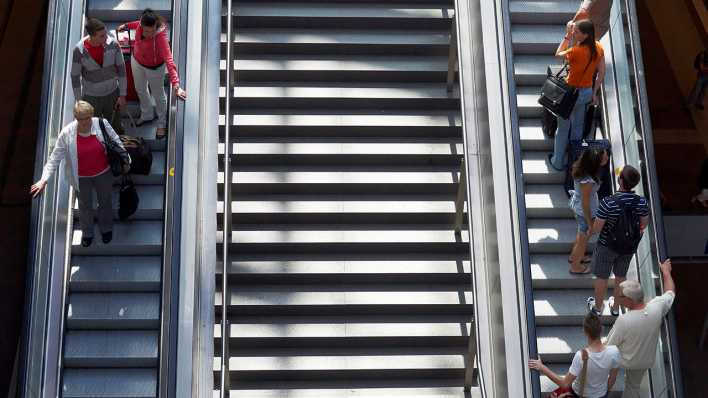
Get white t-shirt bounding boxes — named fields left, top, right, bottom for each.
left=568, top=345, right=621, bottom=398
left=606, top=291, right=675, bottom=369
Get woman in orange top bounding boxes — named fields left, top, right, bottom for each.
left=549, top=20, right=606, bottom=171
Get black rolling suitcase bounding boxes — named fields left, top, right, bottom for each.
left=564, top=139, right=612, bottom=198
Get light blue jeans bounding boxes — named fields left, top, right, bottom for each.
left=550, top=87, right=593, bottom=169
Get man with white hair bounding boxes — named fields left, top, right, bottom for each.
left=605, top=259, right=676, bottom=398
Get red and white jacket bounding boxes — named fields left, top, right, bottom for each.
left=124, top=20, right=180, bottom=88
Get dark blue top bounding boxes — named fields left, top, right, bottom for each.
left=596, top=191, right=650, bottom=246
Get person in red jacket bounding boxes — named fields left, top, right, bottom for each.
left=118, top=9, right=186, bottom=139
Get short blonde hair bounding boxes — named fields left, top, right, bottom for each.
left=73, top=101, right=94, bottom=119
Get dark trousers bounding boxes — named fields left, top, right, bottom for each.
left=83, top=89, right=124, bottom=134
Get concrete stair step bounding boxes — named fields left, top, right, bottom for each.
left=228, top=200, right=459, bottom=213
left=226, top=229, right=470, bottom=243
left=227, top=142, right=464, bottom=155
left=229, top=29, right=451, bottom=55
left=86, top=0, right=170, bottom=22
left=63, top=330, right=159, bottom=367
left=66, top=292, right=160, bottom=329
left=69, top=256, right=162, bottom=291
left=62, top=368, right=156, bottom=398
left=216, top=355, right=467, bottom=383
left=225, top=171, right=462, bottom=184
left=512, top=24, right=566, bottom=54
left=71, top=221, right=163, bottom=256
left=218, top=288, right=474, bottom=316
left=223, top=171, right=461, bottom=196
left=229, top=3, right=453, bottom=29
left=73, top=184, right=164, bottom=220
left=509, top=0, right=577, bottom=24
left=534, top=289, right=617, bottom=325
left=519, top=118, right=554, bottom=151
left=527, top=218, right=594, bottom=253
left=223, top=260, right=471, bottom=274
left=217, top=322, right=472, bottom=339
left=524, top=184, right=572, bottom=218
left=231, top=3, right=454, bottom=20
left=220, top=260, right=471, bottom=284
left=224, top=83, right=460, bottom=109
left=216, top=323, right=471, bottom=354
left=522, top=151, right=565, bottom=184
left=228, top=110, right=462, bottom=128
left=215, top=387, right=479, bottom=398
left=514, top=55, right=560, bottom=86
left=229, top=55, right=451, bottom=83
left=222, top=200, right=464, bottom=226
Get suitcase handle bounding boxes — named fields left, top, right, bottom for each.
left=115, top=27, right=133, bottom=55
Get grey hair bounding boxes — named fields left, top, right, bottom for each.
left=620, top=280, right=644, bottom=303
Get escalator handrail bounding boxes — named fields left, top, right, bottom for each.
left=158, top=0, right=189, bottom=395
left=19, top=0, right=85, bottom=395
left=495, top=0, right=542, bottom=395
left=618, top=1, right=685, bottom=396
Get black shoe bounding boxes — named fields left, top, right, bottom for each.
left=81, top=237, right=93, bottom=247
left=102, top=231, right=113, bottom=244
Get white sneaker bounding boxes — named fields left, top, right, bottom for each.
left=608, top=296, right=620, bottom=316
left=586, top=296, right=601, bottom=316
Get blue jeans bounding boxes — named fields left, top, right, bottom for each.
left=550, top=87, right=593, bottom=169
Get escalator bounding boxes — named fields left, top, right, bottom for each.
left=19, top=0, right=184, bottom=396
left=496, top=0, right=685, bottom=396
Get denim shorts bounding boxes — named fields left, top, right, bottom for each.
left=575, top=213, right=590, bottom=233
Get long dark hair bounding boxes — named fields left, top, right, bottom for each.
left=575, top=19, right=597, bottom=67
left=572, top=148, right=604, bottom=182
left=140, top=8, right=165, bottom=29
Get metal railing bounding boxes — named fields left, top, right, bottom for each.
left=447, top=18, right=458, bottom=93
left=454, top=158, right=468, bottom=233
left=219, top=0, right=235, bottom=395
left=447, top=3, right=479, bottom=391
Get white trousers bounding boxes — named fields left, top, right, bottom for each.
left=622, top=368, right=649, bottom=398
left=131, top=60, right=167, bottom=128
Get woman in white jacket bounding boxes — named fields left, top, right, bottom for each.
left=31, top=101, right=130, bottom=247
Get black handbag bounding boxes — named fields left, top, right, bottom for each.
left=118, top=175, right=139, bottom=221
left=98, top=118, right=129, bottom=176
left=538, top=64, right=578, bottom=120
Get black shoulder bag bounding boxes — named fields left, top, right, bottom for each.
left=98, top=118, right=129, bottom=176
left=538, top=63, right=578, bottom=120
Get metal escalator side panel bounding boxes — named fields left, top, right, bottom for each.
left=456, top=0, right=537, bottom=397
left=20, top=0, right=87, bottom=395
left=170, top=0, right=220, bottom=396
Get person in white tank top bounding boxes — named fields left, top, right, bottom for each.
left=529, top=312, right=621, bottom=397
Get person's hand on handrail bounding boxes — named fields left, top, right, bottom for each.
left=30, top=180, right=47, bottom=198
left=173, top=85, right=186, bottom=100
